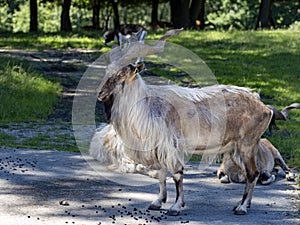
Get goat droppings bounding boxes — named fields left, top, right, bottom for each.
left=59, top=200, right=70, bottom=206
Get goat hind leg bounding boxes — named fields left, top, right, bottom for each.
left=274, top=152, right=296, bottom=181
left=148, top=168, right=167, bottom=210
left=168, top=169, right=185, bottom=216
left=260, top=170, right=275, bottom=185
left=234, top=145, right=260, bottom=215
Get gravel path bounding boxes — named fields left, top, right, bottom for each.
left=0, top=147, right=299, bottom=225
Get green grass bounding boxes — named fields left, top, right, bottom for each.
left=0, top=31, right=107, bottom=50
left=0, top=131, right=78, bottom=151
left=20, top=133, right=78, bottom=151
left=0, top=122, right=78, bottom=152
left=0, top=57, right=62, bottom=122
left=0, top=30, right=299, bottom=169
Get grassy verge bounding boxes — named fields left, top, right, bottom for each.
left=0, top=57, right=71, bottom=151
left=0, top=57, right=62, bottom=122
left=0, top=31, right=108, bottom=50
left=0, top=122, right=78, bottom=151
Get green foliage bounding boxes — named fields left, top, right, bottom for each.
left=0, top=58, right=62, bottom=122
left=206, top=0, right=258, bottom=30
left=0, top=0, right=299, bottom=32
left=0, top=4, right=13, bottom=31
left=289, top=21, right=300, bottom=30
left=273, top=1, right=300, bottom=28
left=205, top=0, right=300, bottom=30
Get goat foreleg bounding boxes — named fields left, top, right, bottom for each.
left=148, top=168, right=167, bottom=210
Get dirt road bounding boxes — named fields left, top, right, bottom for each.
left=0, top=147, right=299, bottom=225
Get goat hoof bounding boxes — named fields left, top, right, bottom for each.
left=167, top=209, right=180, bottom=216
left=148, top=204, right=161, bottom=210
left=261, top=175, right=275, bottom=185
left=233, top=205, right=247, bottom=215
left=220, top=175, right=230, bottom=183
left=286, top=172, right=295, bottom=181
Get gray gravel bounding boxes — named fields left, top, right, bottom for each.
left=0, top=147, right=299, bottom=225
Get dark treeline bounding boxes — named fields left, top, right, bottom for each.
left=0, top=0, right=299, bottom=32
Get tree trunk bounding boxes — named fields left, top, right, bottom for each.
left=92, top=0, right=101, bottom=29
left=189, top=0, right=201, bottom=28
left=111, top=0, right=120, bottom=29
left=189, top=0, right=206, bottom=29
left=256, top=0, right=275, bottom=29
left=170, top=0, right=190, bottom=28
left=61, top=0, right=72, bottom=32
left=197, top=0, right=206, bottom=30
left=29, top=0, right=38, bottom=32
left=151, top=0, right=159, bottom=24
left=298, top=0, right=300, bottom=16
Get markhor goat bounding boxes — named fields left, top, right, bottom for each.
left=97, top=63, right=273, bottom=216
left=217, top=138, right=295, bottom=184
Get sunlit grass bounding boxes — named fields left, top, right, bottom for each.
left=0, top=32, right=106, bottom=50
left=0, top=58, right=62, bottom=122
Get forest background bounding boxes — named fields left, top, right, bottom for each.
left=0, top=0, right=300, bottom=33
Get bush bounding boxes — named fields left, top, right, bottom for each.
left=289, top=21, right=300, bottom=31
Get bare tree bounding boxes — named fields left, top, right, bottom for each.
left=189, top=0, right=206, bottom=30
left=151, top=0, right=159, bottom=24
left=255, top=0, right=275, bottom=29
left=170, top=0, right=206, bottom=29
left=29, top=0, right=38, bottom=32
left=170, top=0, right=189, bottom=28
left=92, top=0, right=101, bottom=29
left=61, top=0, right=72, bottom=32
left=111, top=0, right=119, bottom=28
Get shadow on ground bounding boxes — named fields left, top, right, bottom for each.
left=0, top=147, right=299, bottom=225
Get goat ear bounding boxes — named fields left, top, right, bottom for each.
left=136, top=63, right=144, bottom=72
left=127, top=63, right=144, bottom=73
left=127, top=64, right=137, bottom=72
left=125, top=64, right=141, bottom=80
